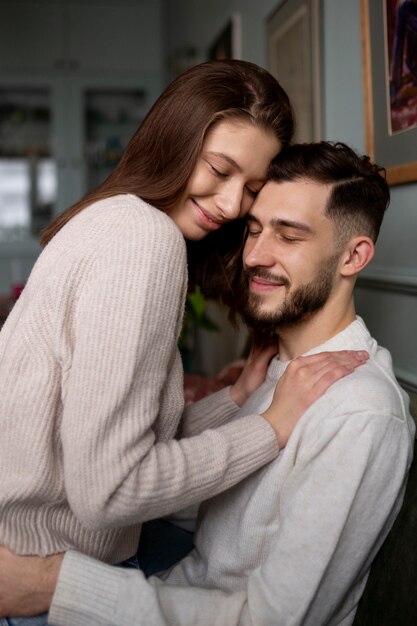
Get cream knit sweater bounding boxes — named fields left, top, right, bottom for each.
left=0, top=194, right=278, bottom=563
left=49, top=318, right=415, bottom=626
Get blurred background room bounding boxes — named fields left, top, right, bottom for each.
left=0, top=0, right=416, bottom=397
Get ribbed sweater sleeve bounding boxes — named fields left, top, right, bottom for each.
left=0, top=195, right=279, bottom=560
left=59, top=203, right=186, bottom=529
left=60, top=202, right=278, bottom=531
left=180, top=387, right=240, bottom=436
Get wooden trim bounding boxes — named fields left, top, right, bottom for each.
left=360, top=0, right=417, bottom=185
left=361, top=0, right=374, bottom=160
left=386, top=162, right=417, bottom=185
left=357, top=272, right=417, bottom=296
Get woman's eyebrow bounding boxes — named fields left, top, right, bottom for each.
left=206, top=151, right=242, bottom=172
left=206, top=152, right=268, bottom=184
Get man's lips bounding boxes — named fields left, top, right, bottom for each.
left=249, top=275, right=288, bottom=292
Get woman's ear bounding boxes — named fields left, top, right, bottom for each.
left=340, top=236, right=375, bottom=277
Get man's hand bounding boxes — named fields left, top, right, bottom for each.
left=0, top=547, right=63, bottom=617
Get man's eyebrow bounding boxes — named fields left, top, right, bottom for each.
left=247, top=214, right=314, bottom=233
left=270, top=218, right=314, bottom=234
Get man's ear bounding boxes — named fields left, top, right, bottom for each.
left=340, top=236, right=375, bottom=277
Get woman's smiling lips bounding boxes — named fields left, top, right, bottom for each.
left=192, top=199, right=224, bottom=231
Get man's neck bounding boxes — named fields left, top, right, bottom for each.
left=277, top=299, right=356, bottom=361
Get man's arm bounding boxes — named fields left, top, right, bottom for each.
left=47, top=412, right=409, bottom=626
left=0, top=408, right=391, bottom=625
left=0, top=548, right=247, bottom=625
left=49, top=551, right=249, bottom=626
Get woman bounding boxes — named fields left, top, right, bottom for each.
left=0, top=60, right=366, bottom=625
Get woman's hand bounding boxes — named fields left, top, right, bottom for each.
left=230, top=341, right=278, bottom=407
left=262, top=350, right=369, bottom=449
left=0, top=546, right=63, bottom=617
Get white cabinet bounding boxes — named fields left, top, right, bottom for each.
left=0, top=73, right=161, bottom=223
left=0, top=0, right=164, bottom=215
left=0, top=0, right=164, bottom=293
left=62, top=73, right=161, bottom=211
left=0, top=2, right=63, bottom=73
left=0, top=0, right=163, bottom=74
left=0, top=73, right=161, bottom=292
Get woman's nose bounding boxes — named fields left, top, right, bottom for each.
left=216, top=182, right=244, bottom=220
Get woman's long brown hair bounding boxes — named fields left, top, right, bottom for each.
left=40, top=59, right=294, bottom=311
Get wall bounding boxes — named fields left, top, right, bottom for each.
left=1, top=0, right=415, bottom=385
left=166, top=0, right=417, bottom=387
left=322, top=0, right=417, bottom=390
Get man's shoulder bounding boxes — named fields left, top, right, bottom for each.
left=316, top=348, right=410, bottom=424
left=308, top=320, right=408, bottom=422
left=296, top=349, right=414, bottom=463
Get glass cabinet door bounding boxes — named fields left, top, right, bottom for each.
left=84, top=88, right=148, bottom=191
left=0, top=88, right=57, bottom=241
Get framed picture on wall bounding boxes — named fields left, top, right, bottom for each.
left=208, top=14, right=241, bottom=60
left=361, top=0, right=417, bottom=185
left=266, top=0, right=322, bottom=142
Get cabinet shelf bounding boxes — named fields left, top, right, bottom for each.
left=84, top=88, right=148, bottom=189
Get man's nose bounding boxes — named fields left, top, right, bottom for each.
left=244, top=236, right=276, bottom=268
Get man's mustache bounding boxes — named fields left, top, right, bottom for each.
left=243, top=267, right=290, bottom=288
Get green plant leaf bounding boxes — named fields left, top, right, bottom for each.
left=187, top=286, right=206, bottom=320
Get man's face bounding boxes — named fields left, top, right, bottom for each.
left=241, top=179, right=341, bottom=331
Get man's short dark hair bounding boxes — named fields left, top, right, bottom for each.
left=269, top=141, right=390, bottom=245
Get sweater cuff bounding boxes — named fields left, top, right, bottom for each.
left=49, top=551, right=123, bottom=625
left=216, top=413, right=279, bottom=487
left=181, top=386, right=239, bottom=436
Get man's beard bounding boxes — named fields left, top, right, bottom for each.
left=240, top=256, right=339, bottom=335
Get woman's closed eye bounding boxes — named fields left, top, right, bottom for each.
left=209, top=163, right=228, bottom=178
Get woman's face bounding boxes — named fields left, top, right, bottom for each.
left=168, top=119, right=281, bottom=240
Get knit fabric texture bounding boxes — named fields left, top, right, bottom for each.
left=0, top=194, right=277, bottom=564
left=49, top=318, right=414, bottom=625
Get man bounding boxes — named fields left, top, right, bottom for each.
left=0, top=141, right=414, bottom=626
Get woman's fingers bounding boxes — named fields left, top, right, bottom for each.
left=230, top=341, right=278, bottom=406
left=290, top=350, right=368, bottom=371
left=285, top=350, right=368, bottom=383
left=261, top=350, right=369, bottom=449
